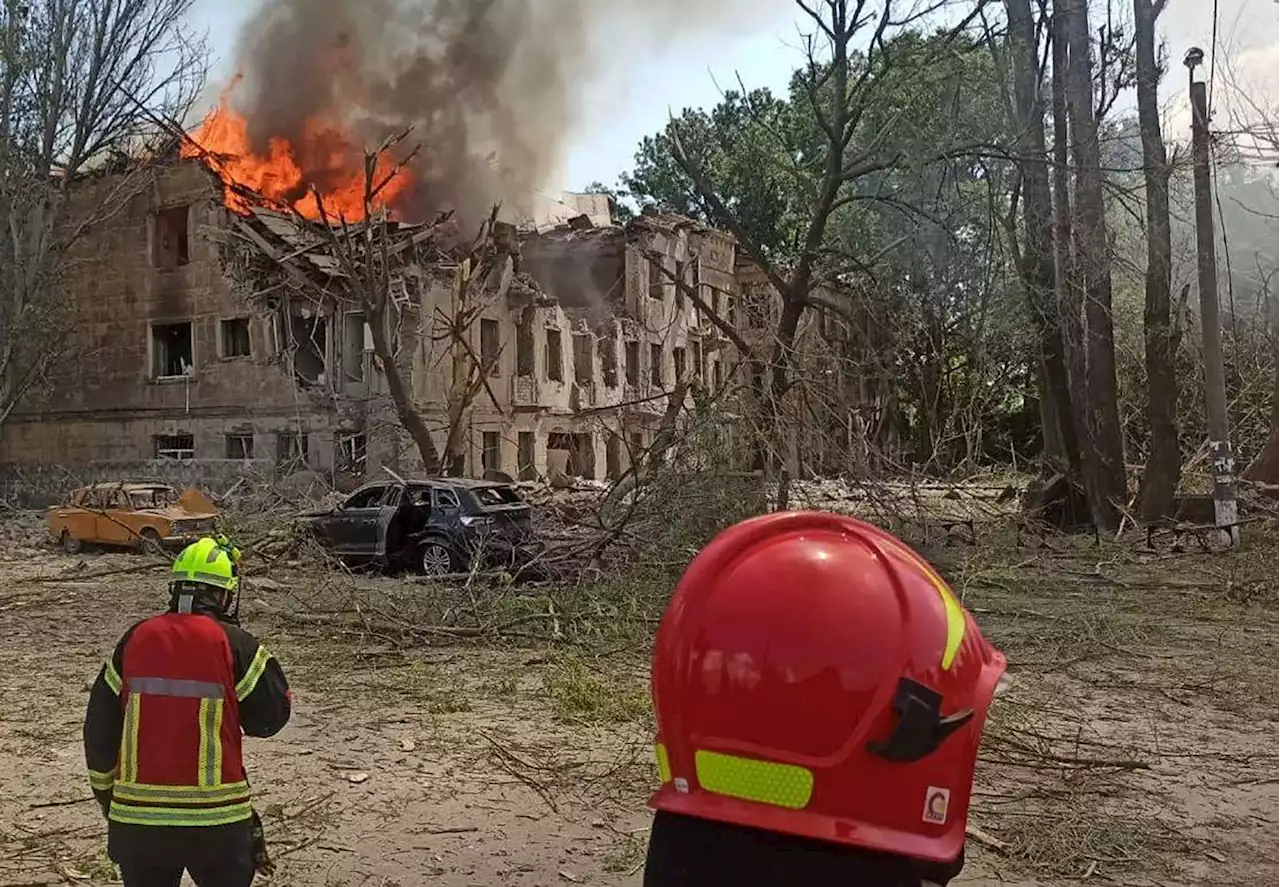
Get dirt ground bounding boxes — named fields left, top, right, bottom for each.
left=0, top=516, right=1275, bottom=886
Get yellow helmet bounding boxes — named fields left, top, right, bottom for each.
left=171, top=537, right=240, bottom=591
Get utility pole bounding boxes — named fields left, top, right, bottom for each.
left=1185, top=47, right=1239, bottom=544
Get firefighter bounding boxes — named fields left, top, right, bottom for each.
left=83, top=536, right=291, bottom=887
left=643, top=512, right=1007, bottom=886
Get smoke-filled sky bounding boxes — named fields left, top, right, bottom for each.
left=188, top=0, right=1276, bottom=218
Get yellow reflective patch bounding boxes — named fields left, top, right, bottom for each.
left=109, top=800, right=253, bottom=827
left=655, top=743, right=671, bottom=784
left=694, top=750, right=813, bottom=810
left=884, top=540, right=966, bottom=671
left=112, top=780, right=249, bottom=804
left=88, top=768, right=117, bottom=791
left=120, top=693, right=141, bottom=783
left=103, top=662, right=122, bottom=695
left=197, top=698, right=224, bottom=787
left=235, top=648, right=270, bottom=701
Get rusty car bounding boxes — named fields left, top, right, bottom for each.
left=47, top=483, right=219, bottom=554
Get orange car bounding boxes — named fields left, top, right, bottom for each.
left=47, top=483, right=219, bottom=554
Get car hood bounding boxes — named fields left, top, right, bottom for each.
left=140, top=506, right=218, bottom=521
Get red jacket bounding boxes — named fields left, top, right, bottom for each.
left=83, top=607, right=291, bottom=828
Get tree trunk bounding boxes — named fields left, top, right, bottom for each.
left=1061, top=0, right=1126, bottom=531
left=1006, top=0, right=1082, bottom=475
left=1133, top=0, right=1181, bottom=521
left=1052, top=0, right=1089, bottom=470
left=364, top=297, right=442, bottom=476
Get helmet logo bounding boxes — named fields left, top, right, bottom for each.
left=922, top=786, right=950, bottom=824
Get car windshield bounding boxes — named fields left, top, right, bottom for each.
left=128, top=488, right=177, bottom=509
left=472, top=485, right=523, bottom=507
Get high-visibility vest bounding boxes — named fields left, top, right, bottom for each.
left=99, top=612, right=265, bottom=827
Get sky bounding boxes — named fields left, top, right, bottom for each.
left=189, top=0, right=1279, bottom=193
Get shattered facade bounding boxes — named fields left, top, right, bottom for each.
left=0, top=159, right=742, bottom=484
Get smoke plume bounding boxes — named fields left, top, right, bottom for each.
left=228, top=0, right=765, bottom=224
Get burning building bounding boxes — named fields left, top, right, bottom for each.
left=0, top=143, right=743, bottom=487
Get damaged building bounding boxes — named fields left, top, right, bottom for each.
left=0, top=156, right=742, bottom=485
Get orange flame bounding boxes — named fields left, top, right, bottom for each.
left=182, top=86, right=411, bottom=222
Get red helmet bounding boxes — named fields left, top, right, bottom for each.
left=649, top=511, right=1006, bottom=863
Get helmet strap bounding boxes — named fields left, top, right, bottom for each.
left=177, top=592, right=194, bottom=614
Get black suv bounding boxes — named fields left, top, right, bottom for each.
left=297, top=478, right=537, bottom=576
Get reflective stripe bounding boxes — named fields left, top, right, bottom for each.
left=197, top=698, right=224, bottom=787
left=120, top=693, right=141, bottom=783
left=129, top=677, right=225, bottom=699
left=655, top=743, right=671, bottom=783
left=694, top=750, right=813, bottom=810
left=103, top=662, right=123, bottom=695
left=235, top=648, right=270, bottom=702
left=883, top=540, right=967, bottom=671
left=109, top=800, right=253, bottom=827
left=191, top=570, right=234, bottom=589
left=112, top=780, right=248, bottom=804
left=88, top=768, right=117, bottom=791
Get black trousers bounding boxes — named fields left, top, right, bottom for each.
left=109, top=820, right=255, bottom=887
left=643, top=811, right=965, bottom=887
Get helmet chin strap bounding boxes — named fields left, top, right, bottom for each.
left=177, top=593, right=194, bottom=614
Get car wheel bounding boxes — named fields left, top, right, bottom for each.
left=419, top=540, right=455, bottom=577
left=60, top=531, right=82, bottom=555
left=138, top=528, right=164, bottom=555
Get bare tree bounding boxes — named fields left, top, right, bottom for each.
left=1060, top=0, right=1126, bottom=531
left=310, top=136, right=518, bottom=479
left=0, top=0, right=207, bottom=428
left=1003, top=0, right=1082, bottom=475
left=664, top=0, right=991, bottom=506
left=1132, top=0, right=1180, bottom=520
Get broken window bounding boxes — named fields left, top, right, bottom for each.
left=572, top=333, right=593, bottom=384
left=548, top=432, right=595, bottom=479
left=154, top=205, right=190, bottom=271
left=225, top=433, right=254, bottom=460
left=336, top=433, right=367, bottom=474
left=675, top=261, right=686, bottom=308
left=630, top=433, right=645, bottom=465
left=516, top=313, right=535, bottom=375
left=673, top=346, right=686, bottom=382
left=482, top=431, right=502, bottom=475
left=725, top=296, right=735, bottom=326
left=713, top=358, right=724, bottom=389
left=649, top=257, right=664, bottom=299
left=545, top=328, right=563, bottom=382
left=277, top=431, right=309, bottom=467
left=712, top=289, right=723, bottom=318
left=606, top=434, right=622, bottom=480
left=480, top=318, right=501, bottom=376
left=220, top=318, right=251, bottom=358
left=289, top=314, right=327, bottom=384
left=650, top=343, right=663, bottom=386
left=599, top=338, right=618, bottom=388
left=152, top=322, right=193, bottom=379
left=691, top=340, right=703, bottom=379
left=518, top=431, right=536, bottom=481
left=625, top=341, right=639, bottom=386
left=154, top=433, right=194, bottom=460
left=342, top=311, right=371, bottom=382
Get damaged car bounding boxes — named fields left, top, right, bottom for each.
left=297, top=478, right=539, bottom=577
left=47, top=483, right=220, bottom=554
